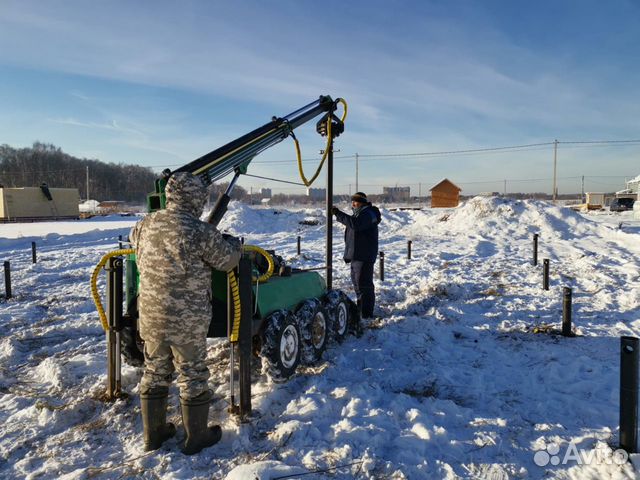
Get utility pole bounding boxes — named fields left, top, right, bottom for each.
left=503, top=179, right=507, bottom=196
left=419, top=182, right=421, bottom=198
left=355, top=152, right=359, bottom=193
left=86, top=165, right=90, bottom=201
left=552, top=139, right=558, bottom=203
left=581, top=175, right=585, bottom=203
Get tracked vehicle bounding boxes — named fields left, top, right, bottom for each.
left=92, top=96, right=357, bottom=414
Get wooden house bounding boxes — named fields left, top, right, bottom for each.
left=430, top=179, right=461, bottom=208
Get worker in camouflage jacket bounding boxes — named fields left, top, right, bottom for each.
left=130, top=171, right=242, bottom=455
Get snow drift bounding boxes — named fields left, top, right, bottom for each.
left=0, top=197, right=639, bottom=479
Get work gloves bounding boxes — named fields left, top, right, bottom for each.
left=331, top=206, right=341, bottom=216
left=222, top=233, right=242, bottom=250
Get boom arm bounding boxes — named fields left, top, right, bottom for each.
left=147, top=95, right=341, bottom=224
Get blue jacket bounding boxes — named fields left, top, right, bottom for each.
left=335, top=203, right=382, bottom=263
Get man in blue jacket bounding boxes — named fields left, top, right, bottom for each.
left=332, top=192, right=382, bottom=319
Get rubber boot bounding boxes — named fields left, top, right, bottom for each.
left=180, top=390, right=222, bottom=455
left=140, top=387, right=176, bottom=451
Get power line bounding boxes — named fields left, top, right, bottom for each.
left=4, top=138, right=639, bottom=175
left=243, top=173, right=305, bottom=186
left=232, top=138, right=640, bottom=164
left=561, top=139, right=640, bottom=145
left=356, top=142, right=555, bottom=159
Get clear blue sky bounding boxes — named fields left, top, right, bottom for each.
left=1, top=0, right=639, bottom=195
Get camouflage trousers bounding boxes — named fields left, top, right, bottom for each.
left=139, top=336, right=210, bottom=400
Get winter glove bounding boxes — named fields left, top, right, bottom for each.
left=331, top=206, right=340, bottom=216
left=222, top=233, right=242, bottom=251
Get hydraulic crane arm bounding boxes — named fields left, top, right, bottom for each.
left=147, top=95, right=343, bottom=225
left=174, top=95, right=336, bottom=185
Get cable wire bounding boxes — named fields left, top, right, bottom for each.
left=243, top=173, right=306, bottom=186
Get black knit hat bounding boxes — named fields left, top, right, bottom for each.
left=351, top=192, right=368, bottom=203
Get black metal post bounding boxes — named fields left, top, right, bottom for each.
left=106, top=257, right=124, bottom=400
left=620, top=336, right=639, bottom=454
left=533, top=233, right=539, bottom=266
left=297, top=236, right=301, bottom=255
left=562, top=287, right=572, bottom=336
left=118, top=235, right=123, bottom=249
left=31, top=242, right=37, bottom=264
left=543, top=259, right=550, bottom=291
left=241, top=237, right=245, bottom=245
left=379, top=251, right=385, bottom=282
left=3, top=261, right=11, bottom=299
left=238, top=257, right=252, bottom=419
left=407, top=240, right=412, bottom=260
left=326, top=136, right=334, bottom=290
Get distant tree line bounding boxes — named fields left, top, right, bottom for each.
left=0, top=142, right=158, bottom=203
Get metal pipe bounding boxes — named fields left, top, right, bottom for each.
left=3, top=261, right=11, bottom=300
left=106, top=257, right=124, bottom=399
left=620, top=336, right=639, bottom=453
left=407, top=240, right=412, bottom=260
left=562, top=287, right=572, bottom=336
left=543, top=259, right=550, bottom=291
left=238, top=257, right=252, bottom=419
left=326, top=134, right=334, bottom=290
left=297, top=236, right=301, bottom=255
left=379, top=251, right=385, bottom=282
left=533, top=233, right=538, bottom=266
left=106, top=258, right=115, bottom=399
left=113, top=258, right=123, bottom=395
left=31, top=242, right=37, bottom=264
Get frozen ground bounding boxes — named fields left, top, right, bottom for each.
left=0, top=198, right=639, bottom=479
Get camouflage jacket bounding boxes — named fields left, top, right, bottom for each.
left=130, top=172, right=241, bottom=341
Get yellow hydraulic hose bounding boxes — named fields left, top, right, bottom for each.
left=91, top=244, right=275, bottom=342
left=229, top=245, right=274, bottom=341
left=243, top=244, right=274, bottom=283
left=228, top=269, right=241, bottom=342
left=337, top=98, right=348, bottom=123
left=90, top=249, right=135, bottom=331
left=294, top=98, right=348, bottom=187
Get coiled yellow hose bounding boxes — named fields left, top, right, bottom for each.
left=243, top=244, right=274, bottom=283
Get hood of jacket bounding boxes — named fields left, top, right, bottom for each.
left=353, top=203, right=382, bottom=224
left=165, top=172, right=207, bottom=216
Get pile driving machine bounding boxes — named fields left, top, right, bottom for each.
left=92, top=96, right=358, bottom=418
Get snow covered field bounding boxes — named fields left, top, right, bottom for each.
left=1, top=198, right=639, bottom=479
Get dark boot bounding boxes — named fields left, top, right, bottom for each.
left=180, top=390, right=222, bottom=455
left=140, top=387, right=176, bottom=451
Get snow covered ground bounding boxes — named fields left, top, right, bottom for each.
left=0, top=198, right=639, bottom=479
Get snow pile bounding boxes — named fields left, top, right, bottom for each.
left=216, top=201, right=324, bottom=235
left=0, top=198, right=639, bottom=479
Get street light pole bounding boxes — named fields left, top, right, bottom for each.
left=355, top=152, right=359, bottom=193
left=552, top=139, right=558, bottom=203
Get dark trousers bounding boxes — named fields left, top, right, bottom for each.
left=350, top=261, right=375, bottom=318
